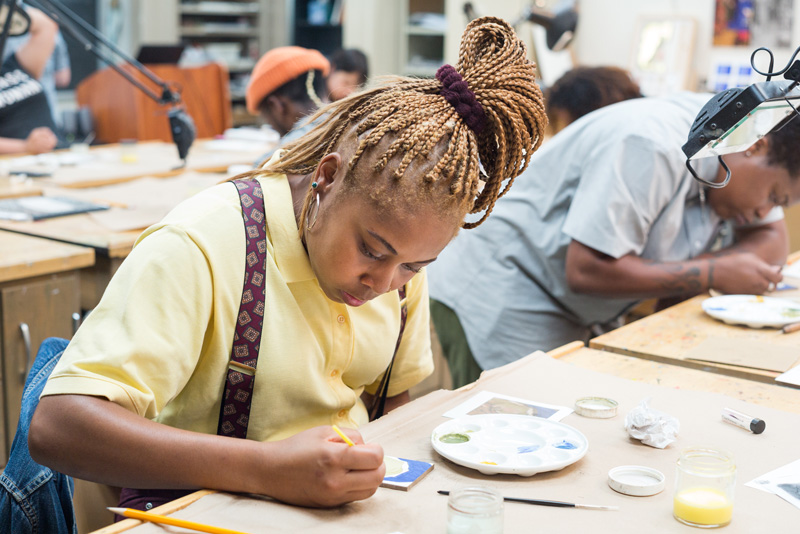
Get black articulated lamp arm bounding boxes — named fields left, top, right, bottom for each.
left=0, top=0, right=30, bottom=59
left=15, top=0, right=196, bottom=162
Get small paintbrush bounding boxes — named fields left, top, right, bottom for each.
left=437, top=490, right=618, bottom=511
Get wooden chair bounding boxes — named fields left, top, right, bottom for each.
left=76, top=62, right=233, bottom=144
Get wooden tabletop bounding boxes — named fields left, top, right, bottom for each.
left=0, top=171, right=228, bottom=258
left=92, top=350, right=800, bottom=534
left=13, top=140, right=267, bottom=189
left=0, top=230, right=94, bottom=283
left=589, top=291, right=800, bottom=384
left=551, top=341, right=800, bottom=414
left=588, top=251, right=800, bottom=385
left=0, top=215, right=142, bottom=258
left=0, top=177, right=42, bottom=199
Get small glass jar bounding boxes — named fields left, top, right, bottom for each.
left=119, top=139, right=138, bottom=164
left=673, top=447, right=736, bottom=528
left=447, top=486, right=504, bottom=534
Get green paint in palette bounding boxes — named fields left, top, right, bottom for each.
left=439, top=433, right=471, bottom=444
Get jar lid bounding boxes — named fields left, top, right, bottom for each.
left=607, top=465, right=666, bottom=496
left=574, top=396, right=618, bottom=418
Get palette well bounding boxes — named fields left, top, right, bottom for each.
left=701, top=294, right=800, bottom=328
left=431, top=414, right=588, bottom=476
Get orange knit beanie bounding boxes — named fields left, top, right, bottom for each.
left=246, top=46, right=331, bottom=114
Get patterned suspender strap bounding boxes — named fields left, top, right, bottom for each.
left=217, top=179, right=268, bottom=439
left=116, top=180, right=268, bottom=513
left=368, top=285, right=408, bottom=420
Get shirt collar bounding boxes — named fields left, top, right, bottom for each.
left=258, top=152, right=316, bottom=283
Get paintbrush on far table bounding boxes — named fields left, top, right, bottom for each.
left=109, top=507, right=251, bottom=534
left=781, top=321, right=800, bottom=334
left=437, top=490, right=619, bottom=510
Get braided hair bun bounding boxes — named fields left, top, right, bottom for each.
left=268, top=17, right=546, bottom=229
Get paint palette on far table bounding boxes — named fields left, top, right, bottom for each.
left=431, top=414, right=588, bottom=476
left=701, top=295, right=800, bottom=328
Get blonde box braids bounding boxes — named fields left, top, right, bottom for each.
left=264, top=17, right=547, bottom=230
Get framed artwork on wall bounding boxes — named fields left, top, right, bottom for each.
left=708, top=0, right=795, bottom=92
left=629, top=17, right=697, bottom=97
left=713, top=0, right=793, bottom=49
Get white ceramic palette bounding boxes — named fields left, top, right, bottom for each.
left=701, top=294, right=800, bottom=328
left=431, top=414, right=588, bottom=476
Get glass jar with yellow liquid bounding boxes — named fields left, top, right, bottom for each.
left=673, top=447, right=736, bottom=528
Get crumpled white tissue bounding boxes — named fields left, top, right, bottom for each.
left=625, top=398, right=680, bottom=449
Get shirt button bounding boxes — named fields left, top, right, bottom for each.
left=330, top=369, right=339, bottom=378
left=337, top=315, right=345, bottom=324
left=338, top=409, right=347, bottom=418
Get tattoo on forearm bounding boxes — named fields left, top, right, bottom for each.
left=707, top=258, right=715, bottom=290
left=643, top=259, right=704, bottom=294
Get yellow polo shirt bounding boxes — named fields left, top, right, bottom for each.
left=41, top=171, right=434, bottom=441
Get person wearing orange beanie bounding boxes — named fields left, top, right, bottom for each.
left=246, top=46, right=330, bottom=137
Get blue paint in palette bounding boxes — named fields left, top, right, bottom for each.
left=517, top=445, right=541, bottom=453
left=553, top=440, right=578, bottom=450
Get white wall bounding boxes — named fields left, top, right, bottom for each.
left=343, top=0, right=405, bottom=78
left=436, top=0, right=800, bottom=91
left=575, top=0, right=800, bottom=90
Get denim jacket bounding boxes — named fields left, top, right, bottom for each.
left=0, top=338, right=77, bottom=534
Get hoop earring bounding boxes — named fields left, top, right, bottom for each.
left=306, top=190, right=321, bottom=231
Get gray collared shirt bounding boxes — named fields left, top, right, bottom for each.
left=428, top=92, right=782, bottom=370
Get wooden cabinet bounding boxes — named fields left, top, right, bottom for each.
left=0, top=232, right=93, bottom=466
left=0, top=274, right=82, bottom=464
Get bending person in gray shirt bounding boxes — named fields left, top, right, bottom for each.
left=428, top=92, right=800, bottom=388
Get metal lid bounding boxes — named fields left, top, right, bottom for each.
left=608, top=465, right=666, bottom=496
left=574, top=396, right=618, bottom=418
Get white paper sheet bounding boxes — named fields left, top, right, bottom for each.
left=782, top=261, right=800, bottom=280
left=746, top=458, right=800, bottom=497
left=441, top=390, right=573, bottom=421
left=775, top=365, right=800, bottom=387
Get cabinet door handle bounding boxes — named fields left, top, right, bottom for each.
left=19, top=322, right=32, bottom=385
left=72, top=312, right=82, bottom=335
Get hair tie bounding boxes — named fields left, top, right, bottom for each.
left=436, top=64, right=487, bottom=134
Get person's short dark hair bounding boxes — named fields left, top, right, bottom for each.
left=257, top=68, right=327, bottom=114
left=546, top=66, right=642, bottom=124
left=329, top=49, right=369, bottom=85
left=766, top=114, right=800, bottom=179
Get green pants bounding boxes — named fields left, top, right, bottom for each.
left=430, top=299, right=483, bottom=389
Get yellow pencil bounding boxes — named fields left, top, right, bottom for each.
left=331, top=424, right=355, bottom=446
left=108, top=507, right=250, bottom=534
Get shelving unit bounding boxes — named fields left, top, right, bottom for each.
left=402, top=0, right=446, bottom=77
left=293, top=0, right=343, bottom=56
left=178, top=0, right=264, bottom=126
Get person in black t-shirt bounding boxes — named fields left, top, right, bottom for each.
left=0, top=6, right=58, bottom=154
